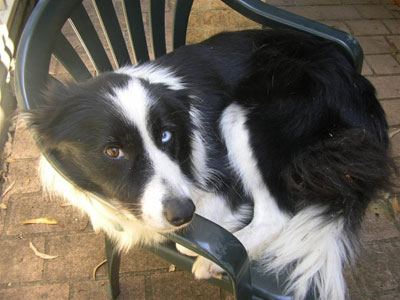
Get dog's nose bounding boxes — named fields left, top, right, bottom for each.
left=163, top=198, right=195, bottom=227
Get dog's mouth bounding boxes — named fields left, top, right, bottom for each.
left=138, top=214, right=195, bottom=233
left=148, top=220, right=194, bottom=233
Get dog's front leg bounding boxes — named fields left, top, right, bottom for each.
left=184, top=190, right=253, bottom=279
left=175, top=243, right=225, bottom=279
left=192, top=256, right=225, bottom=279
left=191, top=209, right=288, bottom=280
left=176, top=244, right=198, bottom=257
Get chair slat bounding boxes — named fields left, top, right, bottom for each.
left=150, top=0, right=166, bottom=58
left=70, top=3, right=113, bottom=73
left=121, top=0, right=150, bottom=63
left=93, top=0, right=131, bottom=67
left=15, top=0, right=83, bottom=110
left=173, top=0, right=194, bottom=50
left=53, top=33, right=92, bottom=82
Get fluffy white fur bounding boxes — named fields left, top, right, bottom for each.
left=261, top=206, right=354, bottom=300
left=39, top=155, right=164, bottom=251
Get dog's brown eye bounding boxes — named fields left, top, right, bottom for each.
left=104, top=146, right=123, bottom=158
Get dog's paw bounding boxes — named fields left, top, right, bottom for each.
left=192, top=256, right=224, bottom=280
left=176, top=244, right=198, bottom=257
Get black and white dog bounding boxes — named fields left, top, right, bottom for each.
left=25, top=29, right=395, bottom=300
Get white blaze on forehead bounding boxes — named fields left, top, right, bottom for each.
left=110, top=78, right=151, bottom=140
left=110, top=79, right=188, bottom=191
left=110, top=77, right=190, bottom=228
left=116, top=64, right=185, bottom=90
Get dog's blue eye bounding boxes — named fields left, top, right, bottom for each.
left=161, top=131, right=172, bottom=144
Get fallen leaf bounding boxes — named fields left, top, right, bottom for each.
left=369, top=201, right=393, bottom=222
left=93, top=259, right=107, bottom=280
left=29, top=242, right=58, bottom=259
left=0, top=203, right=7, bottom=210
left=21, top=217, right=58, bottom=225
left=168, top=264, right=176, bottom=272
left=389, top=129, right=400, bottom=138
left=1, top=180, right=16, bottom=198
left=391, top=195, right=400, bottom=213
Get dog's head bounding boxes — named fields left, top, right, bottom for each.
left=25, top=68, right=196, bottom=232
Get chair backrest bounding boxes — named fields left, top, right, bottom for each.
left=15, top=0, right=194, bottom=109
left=222, top=0, right=363, bottom=72
left=16, top=0, right=363, bottom=111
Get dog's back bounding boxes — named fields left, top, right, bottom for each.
left=234, top=29, right=392, bottom=225
left=186, top=29, right=395, bottom=299
left=226, top=30, right=395, bottom=299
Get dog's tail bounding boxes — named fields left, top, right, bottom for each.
left=262, top=129, right=396, bottom=300
left=261, top=206, right=353, bottom=300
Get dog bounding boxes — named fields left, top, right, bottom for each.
left=24, top=29, right=395, bottom=300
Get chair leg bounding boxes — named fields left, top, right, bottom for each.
left=105, top=236, right=121, bottom=300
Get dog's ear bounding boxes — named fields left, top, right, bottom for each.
left=22, top=80, right=76, bottom=150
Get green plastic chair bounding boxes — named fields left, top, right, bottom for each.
left=14, top=1, right=363, bottom=299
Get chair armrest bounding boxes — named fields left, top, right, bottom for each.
left=143, top=214, right=309, bottom=300
left=221, top=0, right=363, bottom=73
left=165, top=214, right=253, bottom=300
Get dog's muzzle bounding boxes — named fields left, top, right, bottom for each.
left=163, top=198, right=195, bottom=227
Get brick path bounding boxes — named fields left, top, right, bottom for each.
left=0, top=0, right=399, bottom=299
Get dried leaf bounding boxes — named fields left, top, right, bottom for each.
left=29, top=242, right=58, bottom=259
left=369, top=201, right=394, bottom=222
left=391, top=195, right=400, bottom=213
left=1, top=180, right=16, bottom=198
left=93, top=259, right=107, bottom=280
left=21, top=217, right=58, bottom=225
left=389, top=129, right=400, bottom=139
left=168, top=264, right=176, bottom=272
left=0, top=203, right=7, bottom=210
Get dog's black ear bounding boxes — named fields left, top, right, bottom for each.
left=22, top=80, right=76, bottom=150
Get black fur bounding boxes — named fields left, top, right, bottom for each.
left=232, top=30, right=395, bottom=231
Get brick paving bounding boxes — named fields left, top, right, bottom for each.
left=0, top=0, right=399, bottom=299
